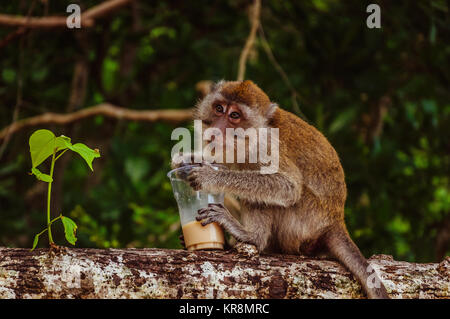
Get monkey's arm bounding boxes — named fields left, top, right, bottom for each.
left=187, top=164, right=302, bottom=207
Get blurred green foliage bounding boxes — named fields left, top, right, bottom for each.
left=0, top=1, right=449, bottom=262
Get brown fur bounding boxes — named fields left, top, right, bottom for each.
left=220, top=80, right=272, bottom=115
left=184, top=80, right=389, bottom=299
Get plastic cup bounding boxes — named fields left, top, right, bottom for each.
left=167, top=164, right=225, bottom=251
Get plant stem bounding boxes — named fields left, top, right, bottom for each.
left=49, top=214, right=62, bottom=226
left=55, top=149, right=68, bottom=161
left=36, top=228, right=48, bottom=237
left=47, top=150, right=56, bottom=245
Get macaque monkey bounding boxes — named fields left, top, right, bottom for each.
left=175, top=80, right=389, bottom=299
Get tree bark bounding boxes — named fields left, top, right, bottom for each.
left=0, top=247, right=448, bottom=299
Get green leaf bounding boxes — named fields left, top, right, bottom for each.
left=69, top=143, right=101, bottom=171
left=29, top=129, right=54, bottom=168
left=55, top=135, right=72, bottom=151
left=29, top=129, right=71, bottom=168
left=30, top=229, right=47, bottom=251
left=31, top=167, right=53, bottom=183
left=31, top=234, right=40, bottom=251
left=61, top=216, right=78, bottom=245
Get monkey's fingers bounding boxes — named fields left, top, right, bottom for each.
left=197, top=217, right=215, bottom=226
left=196, top=209, right=223, bottom=226
left=171, top=153, right=196, bottom=170
left=197, top=205, right=223, bottom=217
left=197, top=207, right=212, bottom=215
left=191, top=183, right=201, bottom=191
left=187, top=171, right=202, bottom=190
left=208, top=203, right=224, bottom=208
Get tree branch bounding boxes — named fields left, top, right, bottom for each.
left=0, top=0, right=133, bottom=29
left=0, top=15, right=78, bottom=28
left=82, top=0, right=133, bottom=20
left=0, top=104, right=193, bottom=140
left=237, top=0, right=261, bottom=81
left=258, top=25, right=309, bottom=119
left=0, top=248, right=448, bottom=299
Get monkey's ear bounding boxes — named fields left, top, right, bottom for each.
left=265, top=103, right=278, bottom=119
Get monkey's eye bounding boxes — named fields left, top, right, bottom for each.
left=215, top=104, right=224, bottom=114
left=230, top=112, right=240, bottom=119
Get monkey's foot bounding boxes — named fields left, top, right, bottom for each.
left=233, top=242, right=259, bottom=258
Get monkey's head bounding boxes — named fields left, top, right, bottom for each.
left=194, top=80, right=278, bottom=135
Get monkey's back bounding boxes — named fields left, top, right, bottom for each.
left=270, top=108, right=347, bottom=216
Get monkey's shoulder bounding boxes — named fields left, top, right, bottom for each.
left=270, top=108, right=329, bottom=146
left=270, top=108, right=342, bottom=167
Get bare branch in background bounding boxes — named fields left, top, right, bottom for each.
left=237, top=0, right=261, bottom=81
left=0, top=0, right=133, bottom=29
left=0, top=14, right=80, bottom=28
left=0, top=104, right=193, bottom=141
left=258, top=25, right=309, bottom=119
left=360, top=95, right=392, bottom=144
left=236, top=1, right=307, bottom=120
left=82, top=0, right=133, bottom=20
left=0, top=27, right=28, bottom=49
left=52, top=57, right=91, bottom=217
left=195, top=80, right=214, bottom=97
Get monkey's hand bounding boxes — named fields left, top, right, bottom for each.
left=171, top=152, right=196, bottom=169
left=196, top=203, right=231, bottom=226
left=171, top=152, right=215, bottom=170
left=187, top=164, right=219, bottom=192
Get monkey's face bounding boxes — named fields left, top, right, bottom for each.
left=194, top=80, right=279, bottom=166
left=195, top=80, right=277, bottom=134
left=207, top=100, right=247, bottom=136
left=199, top=98, right=254, bottom=162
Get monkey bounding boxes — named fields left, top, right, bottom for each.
left=174, top=80, right=389, bottom=299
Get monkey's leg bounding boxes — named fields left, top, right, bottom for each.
left=323, top=224, right=390, bottom=299
left=196, top=203, right=270, bottom=252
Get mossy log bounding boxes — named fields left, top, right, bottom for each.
left=0, top=247, right=448, bottom=299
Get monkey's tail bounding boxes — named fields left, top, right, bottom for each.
left=323, top=224, right=390, bottom=299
